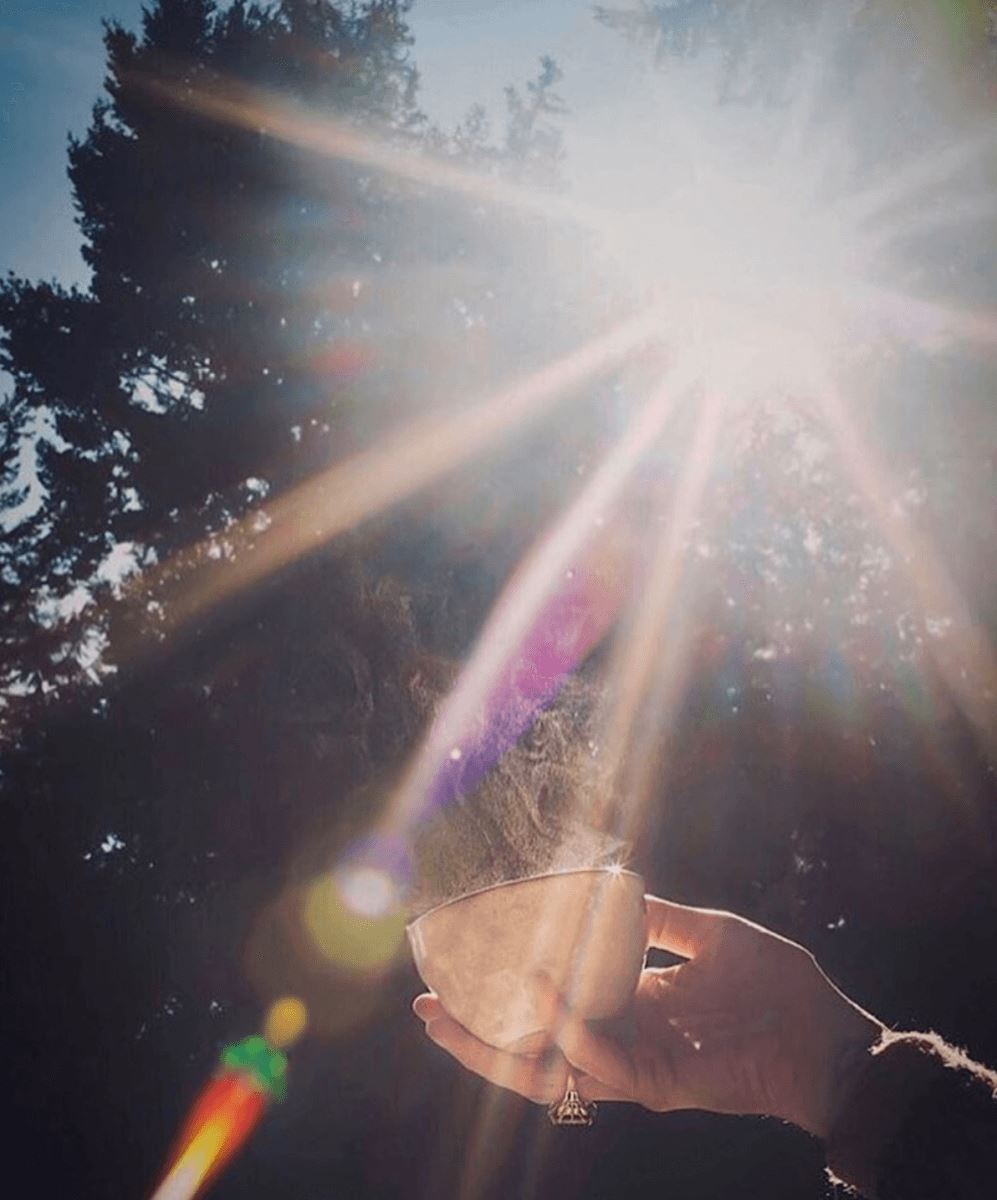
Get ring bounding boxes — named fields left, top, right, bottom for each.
left=547, top=1079, right=596, bottom=1126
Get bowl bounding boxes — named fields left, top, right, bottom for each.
left=407, top=867, right=646, bottom=1052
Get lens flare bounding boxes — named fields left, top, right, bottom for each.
left=381, top=360, right=696, bottom=844
left=263, top=996, right=309, bottom=1050
left=302, top=868, right=407, bottom=973
left=337, top=864, right=399, bottom=919
left=612, top=165, right=865, bottom=397
left=149, top=1009, right=305, bottom=1200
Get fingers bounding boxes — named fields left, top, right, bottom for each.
left=645, top=896, right=727, bottom=959
left=418, top=1010, right=569, bottom=1104
left=535, top=975, right=638, bottom=1099
left=413, top=992, right=638, bottom=1106
left=574, top=1074, right=632, bottom=1103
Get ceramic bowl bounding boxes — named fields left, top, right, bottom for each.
left=408, top=867, right=646, bottom=1051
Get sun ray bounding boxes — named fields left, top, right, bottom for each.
left=464, top=392, right=725, bottom=1171
left=454, top=1089, right=527, bottom=1200
left=143, top=310, right=659, bottom=638
left=133, top=70, right=605, bottom=235
left=843, top=122, right=997, bottom=226
left=814, top=378, right=997, bottom=766
left=854, top=283, right=997, bottom=351
left=867, top=192, right=997, bottom=249
left=597, top=393, right=724, bottom=844
left=401, top=363, right=728, bottom=1200
left=773, top=54, right=824, bottom=167
left=381, top=359, right=698, bottom=840
left=773, top=7, right=848, bottom=168
left=518, top=1111, right=557, bottom=1200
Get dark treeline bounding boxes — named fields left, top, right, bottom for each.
left=1, top=3, right=995, bottom=1198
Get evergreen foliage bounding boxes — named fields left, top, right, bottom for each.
left=1, top=6, right=995, bottom=1199
left=0, top=0, right=568, bottom=730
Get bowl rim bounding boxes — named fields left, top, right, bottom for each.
left=406, top=865, right=645, bottom=933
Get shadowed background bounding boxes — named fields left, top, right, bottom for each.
left=2, top=3, right=996, bottom=1199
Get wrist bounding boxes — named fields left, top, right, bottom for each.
left=824, top=1021, right=884, bottom=1133
left=811, top=1007, right=885, bottom=1140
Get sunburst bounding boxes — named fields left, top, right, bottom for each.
left=121, top=13, right=997, bottom=929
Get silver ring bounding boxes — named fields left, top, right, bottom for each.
left=547, top=1080, right=596, bottom=1126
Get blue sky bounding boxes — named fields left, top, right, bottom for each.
left=0, top=0, right=626, bottom=288
left=0, top=0, right=641, bottom=530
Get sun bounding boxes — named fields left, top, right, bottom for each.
left=136, top=11, right=997, bottom=912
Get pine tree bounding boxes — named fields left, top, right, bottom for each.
left=0, top=6, right=577, bottom=1193
left=0, top=0, right=571, bottom=735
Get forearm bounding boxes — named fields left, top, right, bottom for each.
left=825, top=1030, right=997, bottom=1199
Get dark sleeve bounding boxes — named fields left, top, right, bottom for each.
left=825, top=1031, right=997, bottom=1200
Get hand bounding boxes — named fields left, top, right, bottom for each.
left=413, top=896, right=884, bottom=1138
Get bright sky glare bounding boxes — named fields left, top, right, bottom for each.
left=0, top=0, right=618, bottom=285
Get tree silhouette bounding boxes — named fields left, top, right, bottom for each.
left=0, top=4, right=582, bottom=1196
left=1, top=0, right=572, bottom=730
left=2, top=5, right=995, bottom=1200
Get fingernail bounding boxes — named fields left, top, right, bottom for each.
left=412, top=995, right=432, bottom=1020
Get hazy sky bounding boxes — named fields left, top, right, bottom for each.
left=0, top=0, right=631, bottom=287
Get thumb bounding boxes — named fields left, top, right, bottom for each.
left=645, top=896, right=726, bottom=958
